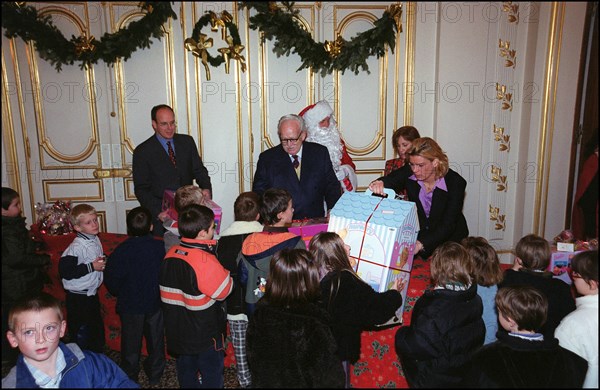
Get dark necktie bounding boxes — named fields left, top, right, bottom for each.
left=292, top=154, right=299, bottom=169
left=167, top=141, right=176, bottom=167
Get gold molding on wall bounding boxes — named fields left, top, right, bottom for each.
left=334, top=7, right=386, bottom=158
left=403, top=2, right=416, bottom=126
left=112, top=5, right=175, bottom=164
left=96, top=210, right=107, bottom=233
left=502, top=2, right=520, bottom=24
left=489, top=204, right=507, bottom=231
left=43, top=179, right=104, bottom=202
left=499, top=39, right=516, bottom=68
left=490, top=165, right=508, bottom=192
left=493, top=124, right=511, bottom=152
left=8, top=37, right=35, bottom=212
left=534, top=2, right=564, bottom=235
left=1, top=53, right=21, bottom=194
left=124, top=178, right=136, bottom=201
left=258, top=4, right=316, bottom=152
left=28, top=5, right=100, bottom=168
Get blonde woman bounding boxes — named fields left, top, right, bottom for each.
left=370, top=137, right=468, bottom=258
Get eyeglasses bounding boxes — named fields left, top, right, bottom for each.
left=280, top=134, right=302, bottom=145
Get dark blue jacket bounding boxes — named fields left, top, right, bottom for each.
left=395, top=283, right=485, bottom=388
left=252, top=142, right=341, bottom=220
left=104, top=234, right=165, bottom=314
left=1, top=342, right=138, bottom=388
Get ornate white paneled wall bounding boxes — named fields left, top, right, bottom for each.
left=1, top=2, right=588, bottom=262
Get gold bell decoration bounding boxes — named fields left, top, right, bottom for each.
left=387, top=3, right=402, bottom=33
left=74, top=35, right=96, bottom=57
left=268, top=2, right=278, bottom=13
left=184, top=34, right=214, bottom=80
left=324, top=35, right=344, bottom=58
left=217, top=35, right=247, bottom=74
left=209, top=10, right=233, bottom=41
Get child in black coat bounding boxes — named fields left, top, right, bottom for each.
left=395, top=242, right=484, bottom=388
left=498, top=234, right=575, bottom=339
left=104, top=207, right=166, bottom=385
left=309, top=231, right=404, bottom=387
left=464, top=286, right=587, bottom=388
left=246, top=248, right=345, bottom=388
left=215, top=192, right=262, bottom=388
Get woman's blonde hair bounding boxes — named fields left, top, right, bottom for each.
left=408, top=137, right=449, bottom=178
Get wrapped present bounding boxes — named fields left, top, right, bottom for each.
left=288, top=217, right=329, bottom=249
left=549, top=248, right=582, bottom=285
left=204, top=198, right=222, bottom=235
left=162, top=190, right=178, bottom=220
left=34, top=200, right=74, bottom=235
left=162, top=189, right=222, bottom=234
left=328, top=190, right=419, bottom=323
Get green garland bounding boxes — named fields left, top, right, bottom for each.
left=1, top=2, right=177, bottom=71
left=2, top=1, right=401, bottom=76
left=240, top=1, right=402, bottom=77
left=186, top=12, right=242, bottom=68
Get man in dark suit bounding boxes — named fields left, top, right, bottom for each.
left=252, top=114, right=341, bottom=220
left=132, top=104, right=212, bottom=236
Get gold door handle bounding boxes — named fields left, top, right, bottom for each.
left=93, top=168, right=132, bottom=178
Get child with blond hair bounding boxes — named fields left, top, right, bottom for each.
left=58, top=203, right=106, bottom=352
left=2, top=292, right=138, bottom=388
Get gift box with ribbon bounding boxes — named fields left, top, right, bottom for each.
left=288, top=217, right=329, bottom=249
left=328, top=188, right=419, bottom=298
left=162, top=189, right=223, bottom=234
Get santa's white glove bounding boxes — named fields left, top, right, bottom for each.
left=338, top=164, right=357, bottom=192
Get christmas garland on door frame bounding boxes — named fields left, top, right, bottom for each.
left=1, top=1, right=402, bottom=77
left=240, top=1, right=402, bottom=77
left=1, top=2, right=176, bottom=71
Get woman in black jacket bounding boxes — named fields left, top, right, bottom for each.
left=369, top=137, right=469, bottom=258
left=309, top=232, right=404, bottom=388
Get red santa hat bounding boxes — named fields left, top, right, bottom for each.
left=299, top=100, right=334, bottom=129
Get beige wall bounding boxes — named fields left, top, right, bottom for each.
left=1, top=2, right=588, bottom=262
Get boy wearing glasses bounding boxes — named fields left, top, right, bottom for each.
left=2, top=293, right=137, bottom=388
left=252, top=113, right=341, bottom=220
left=498, top=234, right=575, bottom=339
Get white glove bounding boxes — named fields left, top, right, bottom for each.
left=339, top=164, right=357, bottom=192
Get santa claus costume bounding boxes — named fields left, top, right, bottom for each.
left=299, top=100, right=357, bottom=192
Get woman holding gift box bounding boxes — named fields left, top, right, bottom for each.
left=369, top=137, right=468, bottom=259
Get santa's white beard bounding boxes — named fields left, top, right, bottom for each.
left=306, top=120, right=344, bottom=178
